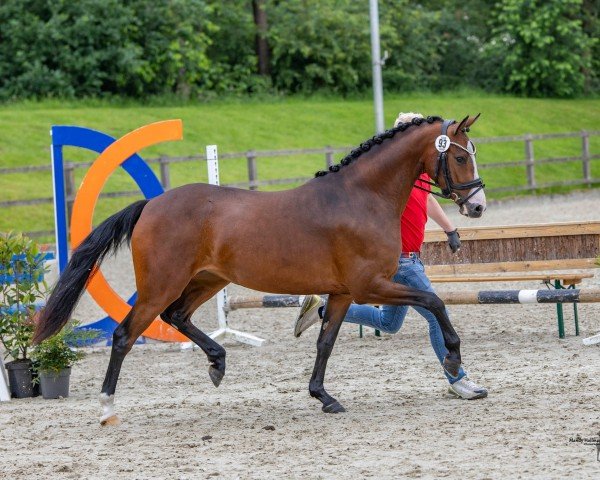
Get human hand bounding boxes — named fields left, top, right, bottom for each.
left=445, top=229, right=461, bottom=253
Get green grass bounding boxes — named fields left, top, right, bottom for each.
left=1, top=91, right=599, bottom=241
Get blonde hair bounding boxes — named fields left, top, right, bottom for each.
left=394, top=112, right=424, bottom=127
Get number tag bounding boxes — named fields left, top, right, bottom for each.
left=435, top=135, right=450, bottom=152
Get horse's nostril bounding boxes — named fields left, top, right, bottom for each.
left=474, top=205, right=483, bottom=212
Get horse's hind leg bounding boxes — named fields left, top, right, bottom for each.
left=100, top=298, right=177, bottom=426
left=160, top=272, right=229, bottom=387
left=308, top=293, right=352, bottom=413
left=99, top=247, right=195, bottom=425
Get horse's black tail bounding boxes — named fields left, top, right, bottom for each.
left=33, top=199, right=149, bottom=344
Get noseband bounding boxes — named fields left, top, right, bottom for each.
left=415, top=119, right=485, bottom=206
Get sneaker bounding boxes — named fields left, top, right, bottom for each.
left=448, top=376, right=488, bottom=400
left=294, top=295, right=324, bottom=337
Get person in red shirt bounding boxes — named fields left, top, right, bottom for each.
left=294, top=112, right=488, bottom=400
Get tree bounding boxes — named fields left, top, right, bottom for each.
left=487, top=0, right=593, bottom=97
left=267, top=0, right=372, bottom=94
left=253, top=0, right=271, bottom=76
left=579, top=0, right=599, bottom=93
left=0, top=0, right=215, bottom=99
left=201, top=0, right=268, bottom=96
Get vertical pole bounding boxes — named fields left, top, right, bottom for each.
left=207, top=146, right=220, bottom=185
left=325, top=146, right=334, bottom=168
left=555, top=279, right=565, bottom=339
left=159, top=157, right=171, bottom=190
left=182, top=145, right=227, bottom=352
left=203, top=145, right=265, bottom=347
left=369, top=0, right=385, bottom=134
left=206, top=145, right=227, bottom=326
left=247, top=151, right=258, bottom=190
left=252, top=0, right=270, bottom=76
left=64, top=163, right=75, bottom=224
left=581, top=130, right=591, bottom=184
left=570, top=285, right=580, bottom=336
left=50, top=129, right=69, bottom=273
left=0, top=356, right=10, bottom=402
left=573, top=301, right=579, bottom=336
left=524, top=135, right=536, bottom=189
left=207, top=145, right=229, bottom=332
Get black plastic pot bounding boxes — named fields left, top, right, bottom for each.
left=5, top=359, right=35, bottom=398
left=39, top=368, right=71, bottom=399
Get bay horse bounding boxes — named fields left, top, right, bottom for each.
left=33, top=114, right=486, bottom=425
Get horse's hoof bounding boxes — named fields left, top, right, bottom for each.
left=209, top=365, right=224, bottom=388
left=443, top=357, right=461, bottom=379
left=100, top=414, right=121, bottom=426
left=322, top=401, right=346, bottom=413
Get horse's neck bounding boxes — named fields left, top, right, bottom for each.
left=347, top=130, right=429, bottom=216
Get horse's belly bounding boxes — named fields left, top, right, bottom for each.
left=237, top=272, right=344, bottom=296
left=208, top=247, right=346, bottom=295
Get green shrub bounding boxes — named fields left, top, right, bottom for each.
left=486, top=0, right=594, bottom=97
left=0, top=0, right=214, bottom=100
left=268, top=0, right=371, bottom=94
left=31, top=321, right=98, bottom=373
left=0, top=232, right=47, bottom=361
left=0, top=0, right=597, bottom=99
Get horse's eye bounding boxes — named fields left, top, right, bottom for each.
left=456, top=156, right=467, bottom=164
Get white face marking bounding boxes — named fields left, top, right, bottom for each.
left=467, top=159, right=486, bottom=209
left=99, top=393, right=116, bottom=422
left=451, top=139, right=486, bottom=214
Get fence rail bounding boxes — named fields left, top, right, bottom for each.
left=1, top=130, right=599, bottom=238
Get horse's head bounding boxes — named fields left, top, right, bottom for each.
left=423, top=115, right=486, bottom=218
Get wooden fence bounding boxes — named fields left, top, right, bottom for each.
left=1, top=130, right=599, bottom=239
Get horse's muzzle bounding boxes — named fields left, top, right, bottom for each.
left=460, top=201, right=486, bottom=218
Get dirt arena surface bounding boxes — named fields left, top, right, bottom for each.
left=2, top=190, right=600, bottom=479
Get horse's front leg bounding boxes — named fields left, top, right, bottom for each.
left=357, top=279, right=461, bottom=377
left=161, top=310, right=226, bottom=387
left=160, top=274, right=230, bottom=387
left=308, top=294, right=352, bottom=413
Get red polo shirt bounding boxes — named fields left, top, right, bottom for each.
left=401, top=173, right=431, bottom=253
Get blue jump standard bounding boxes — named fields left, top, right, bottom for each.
left=51, top=125, right=164, bottom=345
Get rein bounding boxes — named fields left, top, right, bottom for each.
left=415, top=119, right=485, bottom=206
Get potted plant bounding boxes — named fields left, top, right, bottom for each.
left=0, top=232, right=47, bottom=398
left=31, top=322, right=91, bottom=399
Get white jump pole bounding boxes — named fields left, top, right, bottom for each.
left=0, top=357, right=11, bottom=402
left=181, top=146, right=265, bottom=349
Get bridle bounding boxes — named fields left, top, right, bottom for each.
left=415, top=119, right=485, bottom=206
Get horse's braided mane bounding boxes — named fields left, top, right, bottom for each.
left=314, top=115, right=443, bottom=177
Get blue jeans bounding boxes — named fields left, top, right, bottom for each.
left=343, top=255, right=466, bottom=384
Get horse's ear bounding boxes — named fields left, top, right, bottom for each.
left=465, top=113, right=481, bottom=129
left=453, top=115, right=469, bottom=136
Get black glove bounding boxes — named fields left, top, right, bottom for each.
left=445, top=229, right=461, bottom=253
